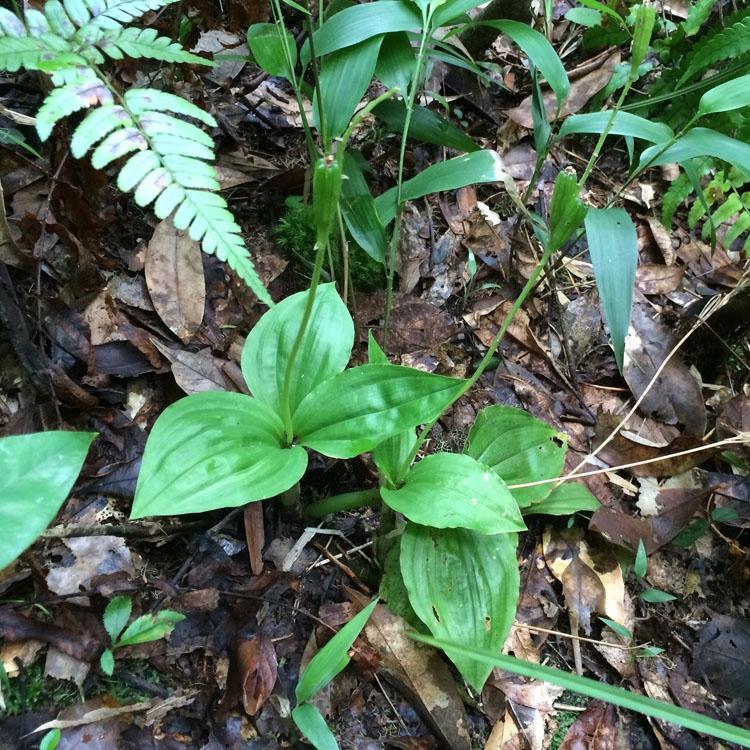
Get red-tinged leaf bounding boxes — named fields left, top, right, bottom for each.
left=236, top=636, right=278, bottom=716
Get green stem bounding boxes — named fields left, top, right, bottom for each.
left=383, top=16, right=433, bottom=347
left=399, top=242, right=556, bottom=478
left=305, top=488, right=382, bottom=518
left=304, top=8, right=327, bottom=149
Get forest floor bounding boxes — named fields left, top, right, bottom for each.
left=0, top=0, right=749, bottom=748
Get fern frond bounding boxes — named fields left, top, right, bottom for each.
left=123, top=89, right=217, bottom=127
left=682, top=0, right=714, bottom=37
left=43, top=0, right=78, bottom=39
left=36, top=70, right=113, bottom=140
left=0, top=35, right=86, bottom=72
left=90, top=26, right=208, bottom=64
left=680, top=16, right=750, bottom=84
left=0, top=8, right=26, bottom=36
left=662, top=172, right=695, bottom=228
left=76, top=0, right=180, bottom=35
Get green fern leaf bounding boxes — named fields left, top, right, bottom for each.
left=0, top=35, right=85, bottom=72
left=134, top=166, right=173, bottom=205
left=662, top=172, right=695, bottom=228
left=36, top=71, right=113, bottom=140
left=723, top=210, right=750, bottom=247
left=124, top=89, right=216, bottom=127
left=70, top=104, right=132, bottom=158
left=63, top=0, right=93, bottom=28
left=25, top=9, right=51, bottom=35
left=149, top=134, right=215, bottom=160
left=682, top=0, right=714, bottom=37
left=43, top=0, right=78, bottom=38
left=91, top=127, right=148, bottom=168
left=681, top=17, right=750, bottom=84
left=117, top=149, right=161, bottom=191
left=153, top=183, right=185, bottom=217
left=95, top=27, right=208, bottom=65
left=78, top=0, right=180, bottom=35
left=139, top=112, right=214, bottom=148
left=702, top=192, right=743, bottom=240
left=161, top=155, right=220, bottom=190
left=0, top=8, right=26, bottom=36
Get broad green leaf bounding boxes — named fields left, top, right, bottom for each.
left=584, top=207, right=637, bottom=373
left=0, top=431, right=96, bottom=570
left=640, top=588, right=677, bottom=603
left=698, top=74, right=750, bottom=115
left=315, top=34, right=383, bottom=139
left=477, top=20, right=569, bottom=105
left=374, top=32, right=414, bottom=93
left=100, top=649, right=115, bottom=676
left=465, top=405, right=566, bottom=508
left=375, top=150, right=509, bottom=224
left=374, top=99, right=479, bottom=152
left=565, top=7, right=602, bottom=27
left=116, top=610, right=185, bottom=647
left=294, top=364, right=465, bottom=458
left=247, top=22, right=296, bottom=78
left=103, top=596, right=132, bottom=643
left=341, top=154, right=388, bottom=264
left=307, top=1, right=421, bottom=59
left=409, top=635, right=750, bottom=748
left=432, top=0, right=485, bottom=25
left=242, top=284, right=354, bottom=416
left=525, top=482, right=600, bottom=515
left=130, top=392, right=307, bottom=518
left=296, top=598, right=378, bottom=702
left=381, top=453, right=525, bottom=533
left=639, top=128, right=750, bottom=176
left=401, top=524, right=519, bottom=691
left=559, top=111, right=673, bottom=143
left=547, top=171, right=587, bottom=253
left=292, top=704, right=339, bottom=750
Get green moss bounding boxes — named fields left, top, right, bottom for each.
left=274, top=196, right=386, bottom=291
left=0, top=661, right=79, bottom=717
left=548, top=690, right=590, bottom=750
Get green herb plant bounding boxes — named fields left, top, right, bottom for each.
left=99, top=595, right=185, bottom=676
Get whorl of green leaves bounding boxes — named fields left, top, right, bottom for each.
left=0, top=2, right=273, bottom=305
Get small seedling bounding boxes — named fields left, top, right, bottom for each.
left=100, top=596, right=185, bottom=676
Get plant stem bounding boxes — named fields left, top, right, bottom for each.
left=399, top=242, right=556, bottom=477
left=305, top=488, right=382, bottom=518
left=383, top=16, right=433, bottom=347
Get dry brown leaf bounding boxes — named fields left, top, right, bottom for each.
left=635, top=264, right=684, bottom=295
left=244, top=502, right=265, bottom=576
left=152, top=340, right=233, bottom=394
left=236, top=636, right=277, bottom=716
left=507, top=52, right=620, bottom=129
left=350, top=594, right=472, bottom=750
left=543, top=527, right=625, bottom=635
left=645, top=216, right=676, bottom=266
left=558, top=701, right=621, bottom=750
left=145, top=220, right=206, bottom=343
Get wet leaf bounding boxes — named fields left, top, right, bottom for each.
left=236, top=636, right=277, bottom=715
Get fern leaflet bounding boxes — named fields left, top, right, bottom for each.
left=680, top=16, right=750, bottom=84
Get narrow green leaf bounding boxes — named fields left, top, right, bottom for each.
left=409, top=634, right=750, bottom=748
left=477, top=20, right=569, bottom=105
left=634, top=539, right=647, bottom=579
left=374, top=99, right=479, bottom=152
left=640, top=588, right=677, bottom=603
left=698, top=74, right=750, bottom=115
left=584, top=207, right=637, bottom=373
left=381, top=453, right=525, bottom=534
left=401, top=524, right=519, bottom=691
left=559, top=111, right=673, bottom=143
left=525, top=482, right=600, bottom=515
left=465, top=405, right=567, bottom=508
left=0, top=431, right=96, bottom=570
left=565, top=8, right=602, bottom=27
left=296, top=598, right=378, bottom=702
left=315, top=34, right=383, bottom=139
left=547, top=171, right=588, bottom=253
left=629, top=4, right=656, bottom=76
left=99, top=648, right=115, bottom=676
left=116, top=610, right=185, bottom=647
left=639, top=128, right=750, bottom=176
left=39, top=729, right=61, bottom=750
left=307, top=1, right=421, bottom=59
left=241, top=283, right=354, bottom=417
left=292, top=704, right=339, bottom=750
left=341, top=154, right=388, bottom=264
left=599, top=617, right=632, bottom=640
left=103, top=596, right=132, bottom=643
left=375, top=150, right=509, bottom=224
left=130, top=392, right=307, bottom=518
left=294, top=364, right=465, bottom=458
left=247, top=22, right=296, bottom=78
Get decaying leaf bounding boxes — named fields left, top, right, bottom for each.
left=152, top=340, right=233, bottom=394
left=558, top=700, right=620, bottom=750
left=145, top=220, right=206, bottom=343
left=236, top=635, right=278, bottom=715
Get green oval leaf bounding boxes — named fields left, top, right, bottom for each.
left=294, top=364, right=465, bottom=458
left=640, top=588, right=677, bottom=603
left=247, top=22, right=296, bottom=78
left=131, top=392, right=307, bottom=518
left=584, top=207, right=637, bottom=373
left=296, top=598, right=378, bottom=703
left=0, top=431, right=96, bottom=570
left=565, top=7, right=603, bottom=27
left=465, top=405, right=567, bottom=508
left=103, top=596, right=132, bottom=643
left=400, top=523, right=519, bottom=691
left=525, top=482, right=600, bottom=515
left=242, top=283, right=354, bottom=417
left=381, top=453, right=525, bottom=533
